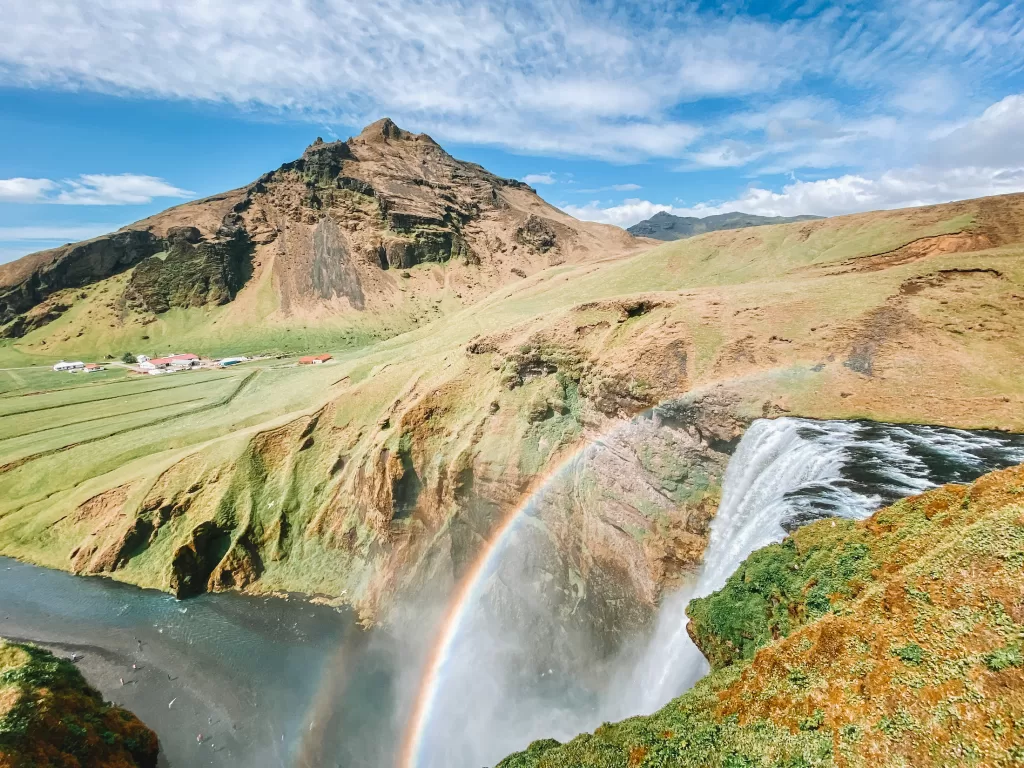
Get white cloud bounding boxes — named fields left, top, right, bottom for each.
left=0, top=174, right=192, bottom=205
left=522, top=173, right=556, bottom=186
left=0, top=178, right=58, bottom=203
left=563, top=199, right=679, bottom=229
left=3, top=1, right=1020, bottom=163
left=568, top=165, right=1024, bottom=227
left=927, top=93, right=1024, bottom=169
left=567, top=92, right=1024, bottom=226
left=612, top=183, right=641, bottom=192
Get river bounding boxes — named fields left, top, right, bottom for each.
left=0, top=558, right=402, bottom=768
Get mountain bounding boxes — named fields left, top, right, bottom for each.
left=497, top=462, right=1024, bottom=768
left=0, top=118, right=643, bottom=359
left=628, top=210, right=823, bottom=240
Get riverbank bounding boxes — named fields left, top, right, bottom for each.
left=0, top=637, right=159, bottom=768
left=0, top=557, right=402, bottom=768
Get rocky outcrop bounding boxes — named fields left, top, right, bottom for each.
left=0, top=639, right=160, bottom=768
left=0, top=299, right=70, bottom=338
left=514, top=214, right=558, bottom=253
left=0, top=230, right=162, bottom=325
left=0, top=118, right=642, bottom=345
left=168, top=521, right=233, bottom=598
left=498, top=463, right=1024, bottom=768
left=124, top=223, right=253, bottom=313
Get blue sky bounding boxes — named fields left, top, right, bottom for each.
left=2, top=0, right=1023, bottom=264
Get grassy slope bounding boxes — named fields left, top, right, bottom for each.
left=0, top=194, right=1022, bottom=602
left=497, top=463, right=1024, bottom=768
left=0, top=640, right=159, bottom=768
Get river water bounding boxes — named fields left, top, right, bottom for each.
left=2, top=418, right=1023, bottom=768
left=0, top=559, right=402, bottom=768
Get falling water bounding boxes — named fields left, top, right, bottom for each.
left=614, top=417, right=1024, bottom=716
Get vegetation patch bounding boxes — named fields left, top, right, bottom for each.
left=0, top=639, right=159, bottom=767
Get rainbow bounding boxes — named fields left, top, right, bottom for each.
left=396, top=411, right=655, bottom=768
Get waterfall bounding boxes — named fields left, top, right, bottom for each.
left=612, top=416, right=1024, bottom=717
left=408, top=416, right=1024, bottom=766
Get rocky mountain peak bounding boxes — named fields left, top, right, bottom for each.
left=356, top=116, right=406, bottom=142
left=0, top=120, right=642, bottom=341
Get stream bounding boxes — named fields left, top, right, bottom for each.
left=0, top=559, right=401, bottom=768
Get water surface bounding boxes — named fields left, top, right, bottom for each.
left=0, top=558, right=401, bottom=768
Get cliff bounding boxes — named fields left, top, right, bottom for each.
left=497, top=463, right=1024, bottom=768
left=0, top=190, right=1022, bottom=653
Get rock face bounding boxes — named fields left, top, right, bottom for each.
left=0, top=230, right=162, bottom=326
left=0, top=639, right=160, bottom=768
left=0, top=118, right=642, bottom=343
left=628, top=210, right=823, bottom=241
left=124, top=222, right=253, bottom=313
left=498, top=463, right=1024, bottom=768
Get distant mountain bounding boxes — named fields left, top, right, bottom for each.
left=628, top=210, right=824, bottom=241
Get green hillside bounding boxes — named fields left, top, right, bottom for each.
left=0, top=192, right=1022, bottom=623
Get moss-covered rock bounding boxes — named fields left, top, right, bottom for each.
left=498, top=463, right=1024, bottom=768
left=124, top=226, right=253, bottom=313
left=0, top=640, right=159, bottom=768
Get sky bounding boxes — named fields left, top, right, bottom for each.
left=1, top=0, right=1023, bottom=264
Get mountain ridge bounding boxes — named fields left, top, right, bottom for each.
left=628, top=209, right=823, bottom=241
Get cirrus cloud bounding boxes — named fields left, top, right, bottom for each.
left=2, top=1, right=1021, bottom=164
left=567, top=91, right=1024, bottom=226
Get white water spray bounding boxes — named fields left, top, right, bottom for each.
left=409, top=416, right=1024, bottom=765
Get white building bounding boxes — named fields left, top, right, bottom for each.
left=53, top=361, right=85, bottom=372
left=139, top=353, right=200, bottom=371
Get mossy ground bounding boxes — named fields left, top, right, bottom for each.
left=0, top=640, right=158, bottom=768
left=498, top=464, right=1024, bottom=768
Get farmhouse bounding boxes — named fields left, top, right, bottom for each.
left=53, top=361, right=85, bottom=372
left=299, top=354, right=332, bottom=365
left=139, top=353, right=200, bottom=371
left=83, top=364, right=104, bottom=373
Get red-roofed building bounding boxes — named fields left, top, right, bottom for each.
left=140, top=353, right=199, bottom=371
left=299, top=354, right=332, bottom=365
